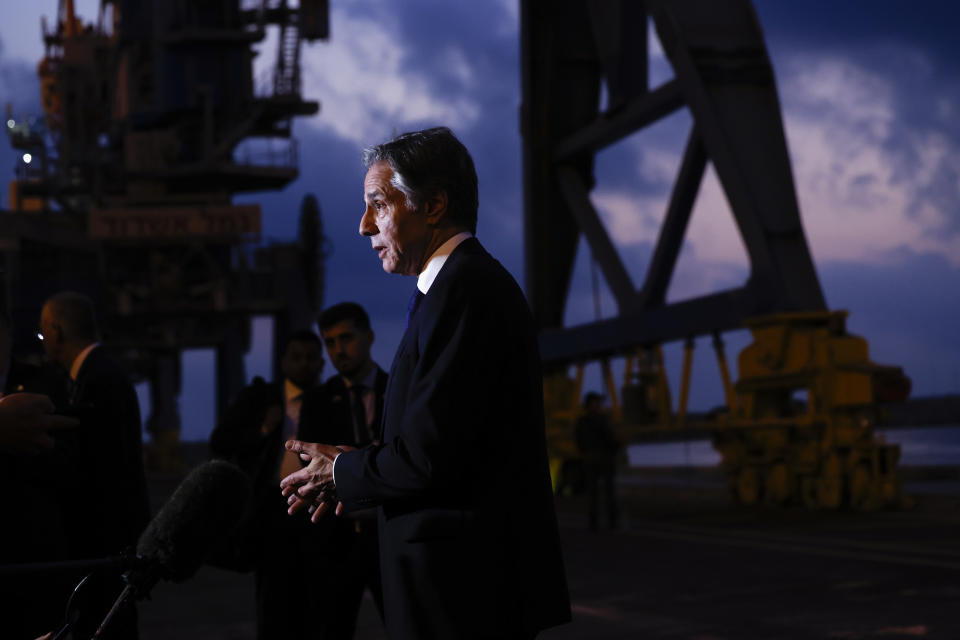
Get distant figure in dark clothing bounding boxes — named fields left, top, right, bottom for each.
left=38, top=291, right=150, bottom=640
left=0, top=311, right=76, bottom=640
left=297, top=302, right=387, bottom=639
left=209, top=329, right=325, bottom=640
left=575, top=392, right=620, bottom=530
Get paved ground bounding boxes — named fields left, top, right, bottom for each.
left=135, top=467, right=960, bottom=640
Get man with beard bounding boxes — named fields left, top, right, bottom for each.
left=296, top=302, right=387, bottom=638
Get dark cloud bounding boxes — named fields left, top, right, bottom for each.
left=755, top=2, right=960, bottom=240
left=754, top=0, right=960, bottom=67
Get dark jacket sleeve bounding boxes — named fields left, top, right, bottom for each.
left=335, top=275, right=503, bottom=510
left=61, top=358, right=150, bottom=555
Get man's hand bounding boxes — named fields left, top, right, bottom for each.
left=279, top=440, right=355, bottom=523
left=0, top=393, right=79, bottom=454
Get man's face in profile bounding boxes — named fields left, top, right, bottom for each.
left=360, top=161, right=430, bottom=275
left=322, top=319, right=373, bottom=379
left=281, top=339, right=323, bottom=389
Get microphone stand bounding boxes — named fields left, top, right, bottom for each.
left=92, top=584, right=135, bottom=638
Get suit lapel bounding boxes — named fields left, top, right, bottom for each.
left=372, top=367, right=387, bottom=441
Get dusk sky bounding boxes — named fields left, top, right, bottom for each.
left=1, top=1, right=958, bottom=441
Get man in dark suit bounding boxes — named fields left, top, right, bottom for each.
left=282, top=127, right=570, bottom=639
left=0, top=311, right=76, bottom=640
left=209, top=329, right=325, bottom=640
left=38, top=291, right=150, bottom=640
left=575, top=392, right=621, bottom=531
left=297, top=302, right=387, bottom=638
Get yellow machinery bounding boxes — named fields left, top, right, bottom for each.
left=544, top=310, right=911, bottom=510
left=718, top=311, right=910, bottom=509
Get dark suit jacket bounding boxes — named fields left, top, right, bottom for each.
left=298, top=367, right=388, bottom=447
left=335, top=238, right=571, bottom=638
left=62, top=346, right=150, bottom=559
left=0, top=358, right=71, bottom=564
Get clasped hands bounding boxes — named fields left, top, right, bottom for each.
left=279, top=440, right=355, bottom=523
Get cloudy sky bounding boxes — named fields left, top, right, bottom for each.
left=1, top=1, right=958, bottom=440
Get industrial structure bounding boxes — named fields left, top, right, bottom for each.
left=522, top=0, right=911, bottom=509
left=2, top=0, right=329, bottom=469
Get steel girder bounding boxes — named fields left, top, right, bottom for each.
left=521, top=0, right=826, bottom=367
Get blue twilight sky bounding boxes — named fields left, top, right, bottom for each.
left=1, top=1, right=959, bottom=441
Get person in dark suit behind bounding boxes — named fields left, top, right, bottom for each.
left=38, top=291, right=150, bottom=640
left=282, top=127, right=571, bottom=639
left=209, top=329, right=325, bottom=640
left=0, top=311, right=77, bottom=640
left=297, top=302, right=387, bottom=639
left=575, top=392, right=621, bottom=531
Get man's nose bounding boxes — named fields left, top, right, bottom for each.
left=359, top=208, right=377, bottom=236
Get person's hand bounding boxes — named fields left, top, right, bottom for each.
left=0, top=393, right=79, bottom=454
left=279, top=441, right=355, bottom=522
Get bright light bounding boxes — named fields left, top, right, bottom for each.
left=22, top=153, right=32, bottom=164
left=5, top=119, right=14, bottom=129
left=37, top=332, right=44, bottom=342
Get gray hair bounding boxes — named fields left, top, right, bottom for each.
left=362, top=127, right=479, bottom=234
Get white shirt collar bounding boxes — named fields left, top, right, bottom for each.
left=284, top=378, right=304, bottom=403
left=417, top=232, right=473, bottom=294
left=70, top=342, right=100, bottom=381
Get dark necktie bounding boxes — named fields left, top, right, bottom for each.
left=406, top=288, right=425, bottom=330
left=351, top=384, right=369, bottom=445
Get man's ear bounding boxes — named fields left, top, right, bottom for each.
left=423, top=190, right=448, bottom=225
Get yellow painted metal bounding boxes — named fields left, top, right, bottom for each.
left=677, top=338, right=695, bottom=427
left=601, top=358, right=621, bottom=422
left=712, top=332, right=738, bottom=414
left=722, top=310, right=909, bottom=509
left=542, top=309, right=911, bottom=510
left=654, top=346, right=673, bottom=427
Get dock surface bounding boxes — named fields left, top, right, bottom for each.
left=137, top=467, right=960, bottom=640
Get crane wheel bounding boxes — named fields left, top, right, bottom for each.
left=816, top=454, right=844, bottom=509
left=764, top=462, right=790, bottom=506
left=849, top=463, right=879, bottom=511
left=736, top=466, right=761, bottom=506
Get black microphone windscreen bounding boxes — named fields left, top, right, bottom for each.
left=135, top=460, right=251, bottom=583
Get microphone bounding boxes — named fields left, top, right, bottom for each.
left=83, top=460, right=251, bottom=638
left=129, top=459, right=251, bottom=590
